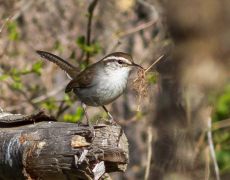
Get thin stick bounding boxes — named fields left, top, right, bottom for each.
left=0, top=0, right=35, bottom=34
left=133, top=55, right=164, bottom=83
left=207, top=117, right=220, bottom=180
left=144, top=55, right=164, bottom=73
left=85, top=0, right=99, bottom=64
left=144, top=127, right=153, bottom=180
left=212, top=118, right=230, bottom=130
left=204, top=146, right=210, bottom=180
left=118, top=19, right=157, bottom=38
left=0, top=17, right=11, bottom=34
left=6, top=82, right=68, bottom=111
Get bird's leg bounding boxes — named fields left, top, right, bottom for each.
left=82, top=103, right=91, bottom=127
left=82, top=103, right=95, bottom=141
left=102, top=105, right=116, bottom=124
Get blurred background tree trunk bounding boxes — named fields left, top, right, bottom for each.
left=150, top=0, right=229, bottom=179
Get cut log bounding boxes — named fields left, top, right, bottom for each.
left=0, top=111, right=129, bottom=180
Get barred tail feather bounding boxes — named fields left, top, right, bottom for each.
left=36, top=50, right=78, bottom=79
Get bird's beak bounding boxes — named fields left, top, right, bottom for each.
left=132, top=62, right=143, bottom=69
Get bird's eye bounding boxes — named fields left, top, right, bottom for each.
left=118, top=60, right=123, bottom=64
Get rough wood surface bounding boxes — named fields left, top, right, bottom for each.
left=0, top=111, right=129, bottom=180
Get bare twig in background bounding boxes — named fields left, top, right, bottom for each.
left=5, top=82, right=38, bottom=110
left=0, top=17, right=10, bottom=34
left=137, top=0, right=157, bottom=11
left=144, top=127, right=153, bottom=180
left=56, top=100, right=70, bottom=118
left=107, top=40, right=122, bottom=54
left=116, top=19, right=157, bottom=38
left=118, top=115, right=138, bottom=126
left=85, top=0, right=99, bottom=64
left=0, top=0, right=35, bottom=34
left=6, top=84, right=66, bottom=111
left=194, top=132, right=206, bottom=160
left=205, top=146, right=210, bottom=180
left=212, top=118, right=230, bottom=130
left=11, top=0, right=35, bottom=21
left=207, top=117, right=220, bottom=180
left=32, top=84, right=67, bottom=104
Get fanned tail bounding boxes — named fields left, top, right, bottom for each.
left=36, top=50, right=78, bottom=79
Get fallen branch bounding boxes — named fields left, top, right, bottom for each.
left=0, top=111, right=129, bottom=180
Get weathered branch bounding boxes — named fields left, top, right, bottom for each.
left=0, top=111, right=129, bottom=180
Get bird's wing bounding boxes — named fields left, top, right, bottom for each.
left=65, top=64, right=96, bottom=93
left=36, top=50, right=79, bottom=79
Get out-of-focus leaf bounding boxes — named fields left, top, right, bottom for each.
left=147, top=72, right=157, bottom=84
left=64, top=94, right=73, bottom=106
left=212, top=84, right=230, bottom=174
left=76, top=36, right=101, bottom=55
left=0, top=74, right=9, bottom=81
left=216, top=150, right=230, bottom=173
left=213, top=85, right=230, bottom=121
left=32, top=61, right=43, bottom=75
left=214, top=131, right=230, bottom=145
left=80, top=61, right=87, bottom=70
left=76, top=36, right=85, bottom=47
left=11, top=81, right=23, bottom=90
left=7, top=21, right=20, bottom=41
left=69, top=51, right=76, bottom=59
left=54, top=40, right=64, bottom=52
left=136, top=111, right=143, bottom=120
left=41, top=98, right=58, bottom=111
left=63, top=107, right=84, bottom=123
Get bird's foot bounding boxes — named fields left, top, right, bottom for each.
left=86, top=120, right=95, bottom=141
left=107, top=115, right=117, bottom=126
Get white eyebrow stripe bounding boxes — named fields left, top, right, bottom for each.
left=103, top=56, right=132, bottom=64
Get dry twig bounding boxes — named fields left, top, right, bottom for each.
left=144, top=127, right=153, bottom=180
left=207, top=117, right=220, bottom=180
left=85, top=0, right=99, bottom=64
left=205, top=146, right=210, bottom=180
left=212, top=118, right=230, bottom=130
left=117, top=19, right=157, bottom=38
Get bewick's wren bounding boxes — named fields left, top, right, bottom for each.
left=36, top=51, right=142, bottom=124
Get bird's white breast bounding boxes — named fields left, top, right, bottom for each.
left=75, top=67, right=130, bottom=106
left=95, top=67, right=130, bottom=104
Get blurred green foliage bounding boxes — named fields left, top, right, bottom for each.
left=76, top=36, right=101, bottom=55
left=147, top=72, right=157, bottom=84
left=216, top=150, right=230, bottom=173
left=7, top=21, right=20, bottom=41
left=63, top=107, right=84, bottom=123
left=54, top=40, right=64, bottom=52
left=213, top=85, right=230, bottom=121
left=0, top=62, right=43, bottom=91
left=63, top=94, right=73, bottom=106
left=41, top=98, right=58, bottom=112
left=212, top=83, right=230, bottom=173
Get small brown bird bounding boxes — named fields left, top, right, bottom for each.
left=37, top=51, right=142, bottom=124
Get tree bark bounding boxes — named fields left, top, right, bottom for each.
left=0, top=111, right=129, bottom=180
